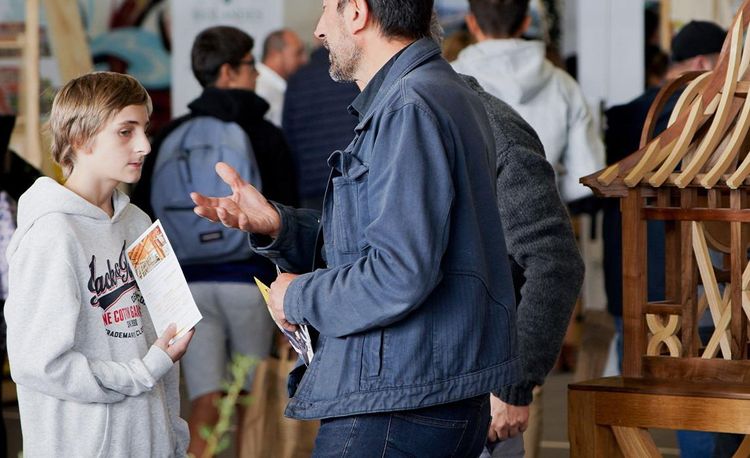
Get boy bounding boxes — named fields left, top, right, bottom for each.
left=4, top=72, right=193, bottom=457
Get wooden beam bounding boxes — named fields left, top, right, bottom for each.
left=731, top=190, right=748, bottom=358
left=642, top=356, right=750, bottom=383
left=643, top=208, right=750, bottom=222
left=43, top=0, right=93, bottom=82
left=622, top=189, right=648, bottom=377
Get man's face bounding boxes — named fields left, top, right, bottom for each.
left=280, top=31, right=308, bottom=77
left=315, top=0, right=362, bottom=82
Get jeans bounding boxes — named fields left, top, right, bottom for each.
left=313, top=395, right=491, bottom=457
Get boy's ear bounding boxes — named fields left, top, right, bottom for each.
left=71, top=136, right=90, bottom=156
left=214, top=63, right=234, bottom=89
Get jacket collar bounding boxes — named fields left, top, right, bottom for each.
left=351, top=38, right=442, bottom=132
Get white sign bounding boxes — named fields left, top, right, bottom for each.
left=170, top=0, right=284, bottom=117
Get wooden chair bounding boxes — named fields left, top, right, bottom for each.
left=572, top=2, right=750, bottom=456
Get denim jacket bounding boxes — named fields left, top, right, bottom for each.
left=251, top=38, right=520, bottom=420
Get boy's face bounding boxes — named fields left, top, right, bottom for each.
left=228, top=52, right=259, bottom=90
left=81, top=104, right=151, bottom=185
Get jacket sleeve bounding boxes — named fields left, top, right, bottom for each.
left=494, top=138, right=584, bottom=405
left=559, top=77, right=605, bottom=203
left=5, top=229, right=173, bottom=403
left=282, top=102, right=454, bottom=337
left=249, top=205, right=322, bottom=274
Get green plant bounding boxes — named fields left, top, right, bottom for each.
left=193, top=353, right=256, bottom=458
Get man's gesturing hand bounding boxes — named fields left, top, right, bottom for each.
left=191, top=162, right=281, bottom=237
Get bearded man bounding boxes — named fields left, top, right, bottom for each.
left=192, top=1, right=523, bottom=455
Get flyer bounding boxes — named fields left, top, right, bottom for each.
left=126, top=220, right=202, bottom=340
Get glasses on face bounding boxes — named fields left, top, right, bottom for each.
left=238, top=59, right=257, bottom=73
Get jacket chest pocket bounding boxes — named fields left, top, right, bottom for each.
left=330, top=151, right=370, bottom=254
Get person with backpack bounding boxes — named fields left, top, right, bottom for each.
left=132, top=25, right=298, bottom=457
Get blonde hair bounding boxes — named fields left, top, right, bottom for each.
left=49, top=71, right=153, bottom=176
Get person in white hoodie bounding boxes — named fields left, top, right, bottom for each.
left=4, top=71, right=194, bottom=458
left=452, top=0, right=604, bottom=205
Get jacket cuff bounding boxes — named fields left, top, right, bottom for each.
left=283, top=273, right=312, bottom=325
left=496, top=381, right=535, bottom=406
left=248, top=202, right=297, bottom=255
left=143, top=345, right=174, bottom=382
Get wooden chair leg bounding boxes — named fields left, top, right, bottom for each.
left=612, top=426, right=662, bottom=458
left=569, top=389, right=622, bottom=458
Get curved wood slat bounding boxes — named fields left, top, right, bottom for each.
left=623, top=73, right=710, bottom=188
left=648, top=100, right=703, bottom=187
left=693, top=222, right=734, bottom=358
left=666, top=72, right=711, bottom=130
left=624, top=139, right=661, bottom=187
left=584, top=3, right=750, bottom=193
left=700, top=24, right=750, bottom=188
left=702, top=95, right=750, bottom=188
left=641, top=71, right=706, bottom=148
left=646, top=314, right=682, bottom=357
left=675, top=17, right=744, bottom=188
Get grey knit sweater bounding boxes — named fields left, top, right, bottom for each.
left=461, top=75, right=585, bottom=405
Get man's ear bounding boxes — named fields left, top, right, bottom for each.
left=465, top=13, right=486, bottom=41
left=348, top=0, right=370, bottom=35
left=516, top=15, right=532, bottom=37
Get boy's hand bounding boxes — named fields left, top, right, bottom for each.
left=191, top=162, right=281, bottom=237
left=154, top=323, right=195, bottom=362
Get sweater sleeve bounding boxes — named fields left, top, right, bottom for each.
left=494, top=139, right=585, bottom=405
left=5, top=228, right=173, bottom=403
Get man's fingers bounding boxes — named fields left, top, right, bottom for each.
left=216, top=207, right=240, bottom=229
left=194, top=206, right=219, bottom=222
left=215, top=162, right=245, bottom=190
left=190, top=191, right=222, bottom=208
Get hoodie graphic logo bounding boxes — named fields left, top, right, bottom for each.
left=88, top=241, right=145, bottom=339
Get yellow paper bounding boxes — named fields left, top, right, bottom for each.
left=254, top=277, right=271, bottom=304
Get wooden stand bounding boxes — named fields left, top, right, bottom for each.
left=574, top=2, right=750, bottom=455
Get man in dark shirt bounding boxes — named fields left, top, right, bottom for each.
left=282, top=47, right=359, bottom=210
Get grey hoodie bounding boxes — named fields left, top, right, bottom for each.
left=5, top=177, right=188, bottom=457
left=452, top=39, right=605, bottom=203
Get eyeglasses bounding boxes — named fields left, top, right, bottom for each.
left=238, top=59, right=256, bottom=69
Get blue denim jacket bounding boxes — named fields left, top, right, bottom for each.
left=251, top=38, right=520, bottom=420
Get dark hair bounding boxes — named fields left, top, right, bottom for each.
left=468, top=0, right=530, bottom=38
left=337, top=0, right=433, bottom=40
left=191, top=26, right=254, bottom=87
left=263, top=29, right=288, bottom=62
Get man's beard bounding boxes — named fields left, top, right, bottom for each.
left=324, top=38, right=361, bottom=83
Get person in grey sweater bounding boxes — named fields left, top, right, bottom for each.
left=461, top=74, right=584, bottom=457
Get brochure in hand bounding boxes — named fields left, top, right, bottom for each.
left=125, top=220, right=202, bottom=340
left=254, top=277, right=314, bottom=365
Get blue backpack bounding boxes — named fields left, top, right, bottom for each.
left=150, top=116, right=262, bottom=265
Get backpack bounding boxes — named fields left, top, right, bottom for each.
left=150, top=116, right=262, bottom=265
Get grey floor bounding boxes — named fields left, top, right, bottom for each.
left=3, top=370, right=681, bottom=458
